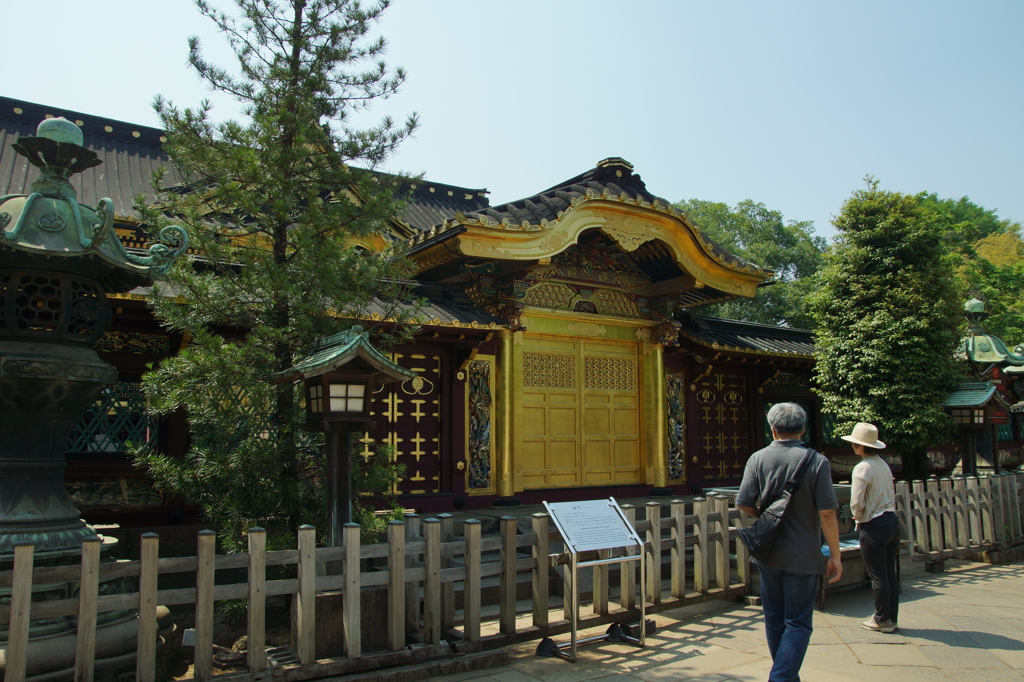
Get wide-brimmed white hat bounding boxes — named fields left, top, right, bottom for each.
left=841, top=422, right=886, bottom=449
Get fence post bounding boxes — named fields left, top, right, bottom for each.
left=499, top=516, right=517, bottom=635
left=403, top=513, right=420, bottom=636
left=979, top=476, right=996, bottom=544
left=194, top=530, right=217, bottom=681
left=693, top=498, right=709, bottom=594
left=966, top=476, right=982, bottom=547
left=439, top=513, right=455, bottom=632
left=387, top=520, right=406, bottom=652
left=939, top=478, right=955, bottom=553
left=645, top=502, right=662, bottom=604
left=735, top=506, right=751, bottom=587
left=423, top=518, right=442, bottom=645
left=620, top=504, right=636, bottom=611
left=994, top=474, right=1007, bottom=546
left=593, top=547, right=611, bottom=616
left=343, top=523, right=362, bottom=657
left=670, top=499, right=686, bottom=599
left=952, top=477, right=968, bottom=549
left=1010, top=473, right=1023, bottom=539
left=715, top=495, right=730, bottom=589
left=913, top=481, right=930, bottom=555
left=5, top=542, right=34, bottom=682
left=464, top=519, right=482, bottom=642
left=74, top=536, right=101, bottom=682
left=295, top=525, right=316, bottom=665
left=926, top=479, right=942, bottom=554
left=135, top=533, right=160, bottom=682
left=531, top=513, right=549, bottom=628
left=246, top=528, right=267, bottom=672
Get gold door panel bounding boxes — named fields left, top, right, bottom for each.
left=517, top=335, right=642, bottom=490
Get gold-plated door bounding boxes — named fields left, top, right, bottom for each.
left=517, top=335, right=641, bottom=489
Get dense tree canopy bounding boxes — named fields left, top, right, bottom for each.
left=674, top=199, right=825, bottom=329
left=135, top=0, right=419, bottom=549
left=811, top=181, right=963, bottom=480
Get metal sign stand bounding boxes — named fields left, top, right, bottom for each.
left=536, top=497, right=646, bottom=663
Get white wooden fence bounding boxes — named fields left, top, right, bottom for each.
left=1, top=496, right=754, bottom=682
left=895, top=472, right=1024, bottom=562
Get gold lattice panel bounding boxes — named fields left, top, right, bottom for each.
left=518, top=336, right=641, bottom=490
left=592, top=289, right=642, bottom=318
left=523, top=352, right=576, bottom=389
left=523, top=282, right=575, bottom=310
left=584, top=357, right=638, bottom=391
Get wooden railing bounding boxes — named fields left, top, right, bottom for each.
left=0, top=496, right=755, bottom=682
left=895, top=472, right=1024, bottom=563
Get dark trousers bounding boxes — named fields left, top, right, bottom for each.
left=858, top=511, right=901, bottom=623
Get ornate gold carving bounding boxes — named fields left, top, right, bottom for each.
left=601, top=217, right=657, bottom=252
left=584, top=357, right=637, bottom=391
left=696, top=389, right=716, bottom=404
left=565, top=321, right=607, bottom=337
left=523, top=352, right=575, bottom=389
left=592, top=289, right=642, bottom=318
left=652, top=320, right=681, bottom=346
left=523, top=282, right=575, bottom=309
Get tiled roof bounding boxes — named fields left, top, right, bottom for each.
left=0, top=96, right=484, bottom=234
left=413, top=157, right=769, bottom=276
left=364, top=282, right=503, bottom=328
left=679, top=314, right=815, bottom=358
left=397, top=180, right=490, bottom=233
left=0, top=96, right=179, bottom=216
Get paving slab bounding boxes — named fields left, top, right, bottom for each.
left=848, top=642, right=933, bottom=666
left=990, top=648, right=1024, bottom=670
left=832, top=625, right=909, bottom=645
left=939, top=669, right=1024, bottom=682
left=919, top=644, right=1010, bottom=669
left=431, top=558, right=1024, bottom=682
left=898, top=627, right=980, bottom=647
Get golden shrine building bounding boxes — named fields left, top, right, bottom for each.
left=0, top=95, right=936, bottom=530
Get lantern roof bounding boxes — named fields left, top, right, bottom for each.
left=940, top=382, right=1009, bottom=409
left=267, top=326, right=416, bottom=384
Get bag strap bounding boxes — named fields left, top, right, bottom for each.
left=784, top=448, right=818, bottom=494
left=757, top=447, right=817, bottom=516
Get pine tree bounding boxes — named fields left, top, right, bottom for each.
left=135, top=0, right=419, bottom=549
left=811, top=179, right=964, bottom=480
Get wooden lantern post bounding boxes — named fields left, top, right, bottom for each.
left=268, top=326, right=416, bottom=546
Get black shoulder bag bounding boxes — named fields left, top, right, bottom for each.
left=737, top=448, right=817, bottom=561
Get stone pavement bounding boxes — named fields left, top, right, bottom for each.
left=439, top=558, right=1024, bottom=682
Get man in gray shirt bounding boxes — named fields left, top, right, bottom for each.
left=737, top=403, right=842, bottom=682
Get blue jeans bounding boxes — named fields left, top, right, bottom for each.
left=758, top=565, right=819, bottom=682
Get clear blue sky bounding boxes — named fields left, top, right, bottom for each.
left=5, top=1, right=1023, bottom=240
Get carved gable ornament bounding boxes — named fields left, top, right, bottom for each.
left=600, top=216, right=657, bottom=252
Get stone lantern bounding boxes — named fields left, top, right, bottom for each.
left=0, top=117, right=187, bottom=676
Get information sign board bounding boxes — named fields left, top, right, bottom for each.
left=544, top=499, right=640, bottom=553
left=537, top=497, right=647, bottom=662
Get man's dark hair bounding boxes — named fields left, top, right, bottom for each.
left=767, top=402, right=807, bottom=436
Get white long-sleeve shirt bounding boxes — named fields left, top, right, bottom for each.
left=850, top=454, right=895, bottom=525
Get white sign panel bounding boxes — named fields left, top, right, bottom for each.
left=544, top=498, right=640, bottom=553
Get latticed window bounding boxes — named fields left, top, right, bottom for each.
left=67, top=381, right=160, bottom=454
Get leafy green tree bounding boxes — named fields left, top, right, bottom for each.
left=918, top=193, right=1016, bottom=250
left=674, top=199, right=825, bottom=329
left=135, top=0, right=419, bottom=550
left=919, top=194, right=1024, bottom=346
left=964, top=230, right=1024, bottom=346
left=811, top=179, right=964, bottom=480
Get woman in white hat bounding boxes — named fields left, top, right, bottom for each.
left=843, top=422, right=899, bottom=633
